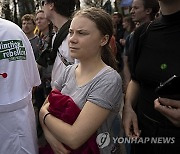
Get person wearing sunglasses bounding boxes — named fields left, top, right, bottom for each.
left=41, top=0, right=76, bottom=88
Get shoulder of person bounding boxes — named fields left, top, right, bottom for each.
left=0, top=18, right=21, bottom=32
left=134, top=22, right=152, bottom=38
left=98, top=67, right=122, bottom=84
left=63, top=64, right=76, bottom=77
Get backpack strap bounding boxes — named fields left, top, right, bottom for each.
left=49, top=20, right=71, bottom=65
left=36, top=20, right=71, bottom=67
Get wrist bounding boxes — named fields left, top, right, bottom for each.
left=43, top=112, right=51, bottom=125
left=124, top=103, right=136, bottom=112
left=124, top=102, right=133, bottom=108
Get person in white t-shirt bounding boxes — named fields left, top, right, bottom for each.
left=0, top=18, right=41, bottom=154
left=41, top=0, right=76, bottom=87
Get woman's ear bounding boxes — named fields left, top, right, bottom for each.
left=100, top=35, right=109, bottom=46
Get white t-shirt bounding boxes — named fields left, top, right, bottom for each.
left=0, top=18, right=41, bottom=106
left=51, top=34, right=74, bottom=87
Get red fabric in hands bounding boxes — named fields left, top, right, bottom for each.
left=39, top=89, right=99, bottom=154
left=48, top=89, right=81, bottom=125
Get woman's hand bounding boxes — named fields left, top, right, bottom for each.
left=122, top=105, right=140, bottom=138
left=45, top=129, right=70, bottom=154
left=39, top=102, right=70, bottom=154
left=154, top=97, right=180, bottom=127
left=42, top=124, right=70, bottom=154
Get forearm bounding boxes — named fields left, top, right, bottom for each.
left=124, top=80, right=140, bottom=109
left=40, top=108, right=77, bottom=149
left=41, top=120, right=71, bottom=153
left=44, top=114, right=77, bottom=148
left=122, top=56, right=131, bottom=90
left=123, top=66, right=131, bottom=83
left=122, top=80, right=141, bottom=137
left=40, top=101, right=109, bottom=150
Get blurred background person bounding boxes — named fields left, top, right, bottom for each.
left=123, top=0, right=159, bottom=92
left=112, top=11, right=125, bottom=73
left=21, top=14, right=39, bottom=60
left=130, top=0, right=159, bottom=25
left=41, top=0, right=76, bottom=88
left=34, top=9, right=54, bottom=138
left=120, top=16, right=135, bottom=48
left=35, top=9, right=54, bottom=101
left=112, top=12, right=125, bottom=46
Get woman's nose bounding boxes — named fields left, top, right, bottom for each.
left=69, top=33, right=77, bottom=43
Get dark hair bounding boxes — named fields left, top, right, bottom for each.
left=46, top=0, right=76, bottom=17
left=112, top=12, right=123, bottom=24
left=73, top=7, right=118, bottom=70
left=21, top=14, right=36, bottom=25
left=113, top=12, right=123, bottom=19
left=123, top=16, right=136, bottom=32
left=142, top=0, right=160, bottom=20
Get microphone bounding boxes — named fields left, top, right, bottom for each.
left=0, top=73, right=7, bottom=78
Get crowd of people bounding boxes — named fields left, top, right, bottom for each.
left=0, top=0, right=180, bottom=154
